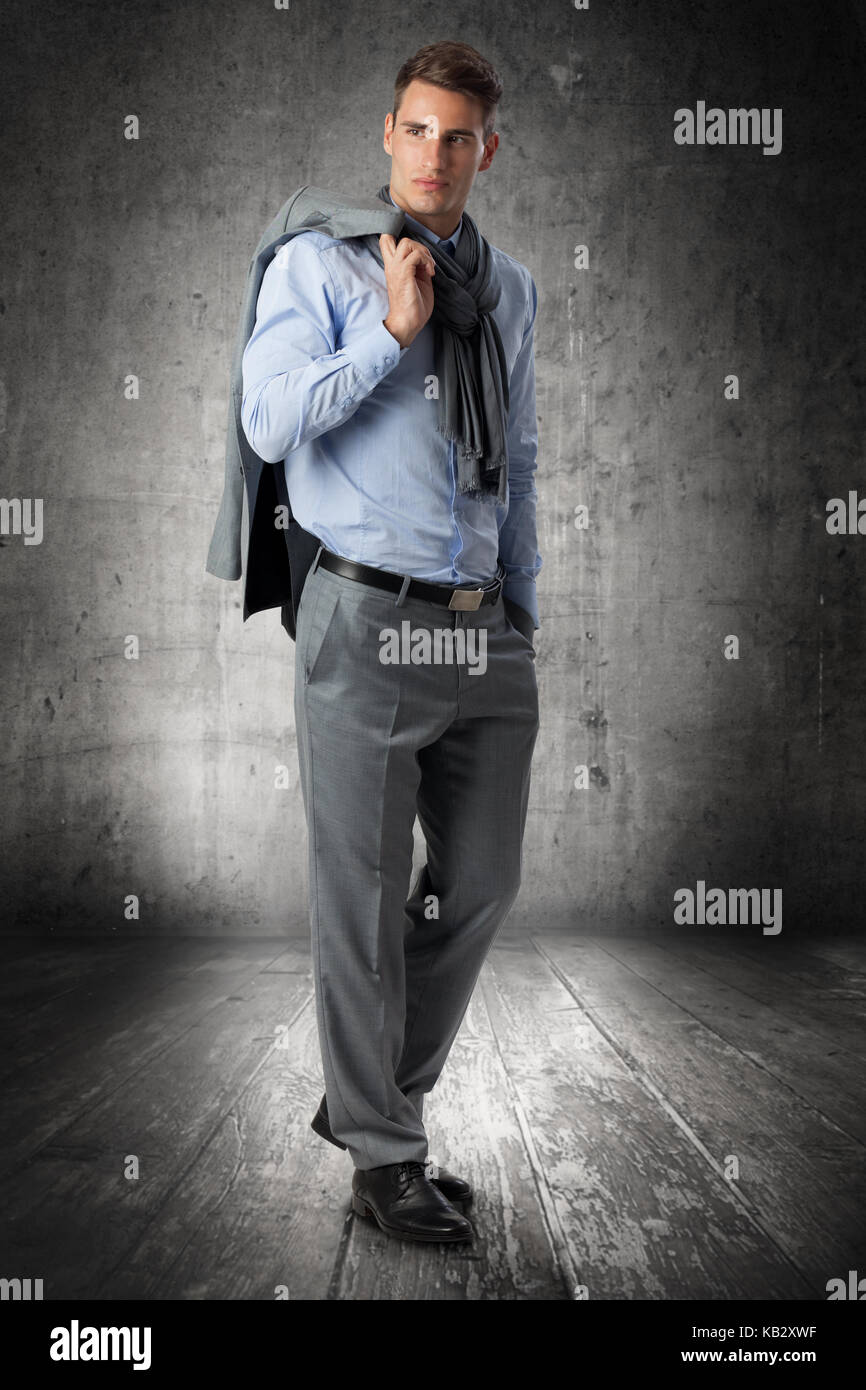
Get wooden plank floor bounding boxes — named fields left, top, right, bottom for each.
left=0, top=933, right=863, bottom=1300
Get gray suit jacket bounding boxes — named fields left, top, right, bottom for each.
left=204, top=184, right=536, bottom=644
left=204, top=186, right=404, bottom=616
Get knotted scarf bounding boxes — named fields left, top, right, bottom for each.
left=361, top=184, right=510, bottom=505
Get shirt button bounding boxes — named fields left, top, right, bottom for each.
left=384, top=355, right=394, bottom=366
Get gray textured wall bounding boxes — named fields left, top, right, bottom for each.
left=1, top=0, right=864, bottom=935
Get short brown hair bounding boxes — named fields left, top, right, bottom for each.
left=392, top=41, right=503, bottom=143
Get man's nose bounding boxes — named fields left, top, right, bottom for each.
left=420, top=136, right=448, bottom=164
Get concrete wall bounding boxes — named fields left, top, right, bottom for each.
left=1, top=0, right=864, bottom=934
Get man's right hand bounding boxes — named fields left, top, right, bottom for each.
left=379, top=234, right=436, bottom=349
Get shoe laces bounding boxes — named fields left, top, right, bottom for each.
left=394, top=1160, right=428, bottom=1191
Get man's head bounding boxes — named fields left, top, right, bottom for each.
left=383, top=41, right=502, bottom=239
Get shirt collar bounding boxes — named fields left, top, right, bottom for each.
left=386, top=188, right=463, bottom=253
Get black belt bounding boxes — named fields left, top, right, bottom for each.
left=316, top=547, right=504, bottom=611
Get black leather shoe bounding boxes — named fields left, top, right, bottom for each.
left=351, top=1161, right=473, bottom=1243
left=311, top=1095, right=473, bottom=1204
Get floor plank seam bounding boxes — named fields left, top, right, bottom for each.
left=530, top=936, right=821, bottom=1297
left=92, top=994, right=314, bottom=1298
left=325, top=1209, right=357, bottom=1300
left=479, top=974, right=582, bottom=1300
left=651, top=937, right=866, bottom=1035
left=642, top=938, right=866, bottom=1142
left=1, top=953, right=303, bottom=1181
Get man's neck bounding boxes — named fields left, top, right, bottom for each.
left=386, top=185, right=462, bottom=243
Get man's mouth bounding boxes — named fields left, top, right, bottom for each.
left=414, top=179, right=447, bottom=189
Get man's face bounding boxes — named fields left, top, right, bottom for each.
left=383, top=78, right=498, bottom=238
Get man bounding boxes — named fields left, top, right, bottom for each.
left=239, top=41, right=541, bottom=1243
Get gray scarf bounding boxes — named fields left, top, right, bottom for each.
left=360, top=184, right=509, bottom=505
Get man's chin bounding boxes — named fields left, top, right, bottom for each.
left=392, top=182, right=458, bottom=224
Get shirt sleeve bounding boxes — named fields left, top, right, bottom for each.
left=241, top=234, right=406, bottom=464
left=498, top=269, right=542, bottom=629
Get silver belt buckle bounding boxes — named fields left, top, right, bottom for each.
left=448, top=587, right=484, bottom=611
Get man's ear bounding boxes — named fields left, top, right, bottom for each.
left=478, top=131, right=499, bottom=173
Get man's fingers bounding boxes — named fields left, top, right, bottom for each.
left=380, top=235, right=435, bottom=273
left=404, top=249, right=435, bottom=278
left=398, top=240, right=436, bottom=275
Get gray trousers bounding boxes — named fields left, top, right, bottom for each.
left=293, top=551, right=539, bottom=1170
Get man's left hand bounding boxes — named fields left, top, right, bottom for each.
left=504, top=597, right=535, bottom=646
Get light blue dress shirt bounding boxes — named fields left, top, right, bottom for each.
left=241, top=189, right=542, bottom=625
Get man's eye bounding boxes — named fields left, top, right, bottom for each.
left=405, top=128, right=465, bottom=142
